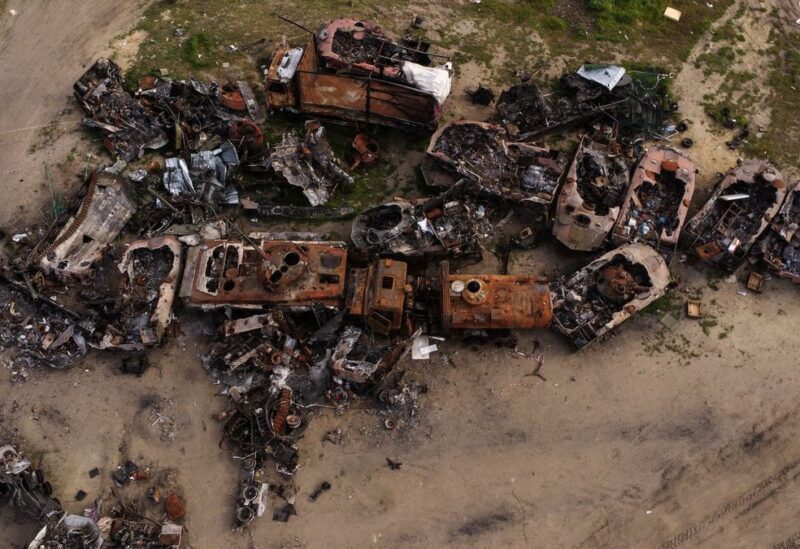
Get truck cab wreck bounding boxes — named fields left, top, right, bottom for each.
left=553, top=136, right=631, bottom=251
left=266, top=19, right=452, bottom=130
left=345, top=258, right=411, bottom=334
left=550, top=243, right=671, bottom=348
left=610, top=147, right=695, bottom=260
left=681, top=160, right=787, bottom=271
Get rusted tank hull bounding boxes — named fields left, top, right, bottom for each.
left=551, top=243, right=671, bottom=348
left=440, top=261, right=552, bottom=331
left=183, top=240, right=347, bottom=308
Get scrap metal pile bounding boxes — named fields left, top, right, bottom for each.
left=1, top=443, right=185, bottom=547
left=491, top=64, right=674, bottom=143
left=4, top=19, right=800, bottom=545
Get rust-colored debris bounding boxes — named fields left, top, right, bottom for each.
left=74, top=59, right=168, bottom=160
left=182, top=240, right=348, bottom=308
left=440, top=261, right=553, bottom=331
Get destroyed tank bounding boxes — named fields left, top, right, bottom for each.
left=681, top=159, right=787, bottom=271
left=550, top=243, right=671, bottom=348
left=756, top=182, right=800, bottom=283
left=610, top=147, right=695, bottom=259
left=553, top=136, right=631, bottom=251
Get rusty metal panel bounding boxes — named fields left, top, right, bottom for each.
left=187, top=240, right=347, bottom=307
left=370, top=259, right=407, bottom=332
left=345, top=259, right=408, bottom=333
left=441, top=261, right=552, bottom=331
left=33, top=172, right=137, bottom=281
left=295, top=42, right=438, bottom=130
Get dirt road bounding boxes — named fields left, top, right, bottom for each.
left=0, top=0, right=149, bottom=228
left=2, top=2, right=800, bottom=548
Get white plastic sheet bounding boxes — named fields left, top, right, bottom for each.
left=402, top=61, right=453, bottom=105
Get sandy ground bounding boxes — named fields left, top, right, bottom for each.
left=0, top=0, right=150, bottom=228
left=3, top=2, right=800, bottom=548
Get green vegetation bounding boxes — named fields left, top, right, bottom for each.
left=711, top=19, right=745, bottom=43
left=184, top=32, right=217, bottom=69
left=643, top=289, right=680, bottom=315
left=695, top=45, right=737, bottom=76
left=743, top=18, right=800, bottom=166
left=699, top=317, right=718, bottom=336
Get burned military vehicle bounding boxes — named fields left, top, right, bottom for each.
left=1, top=444, right=62, bottom=522
left=350, top=195, right=489, bottom=262
left=610, top=147, right=695, bottom=259
left=181, top=239, right=348, bottom=309
left=552, top=136, right=631, bottom=251
left=422, top=121, right=565, bottom=236
left=28, top=171, right=136, bottom=281
left=97, top=236, right=183, bottom=350
left=266, top=19, right=452, bottom=130
left=681, top=160, right=787, bottom=271
left=754, top=182, right=800, bottom=283
left=439, top=261, right=553, bottom=332
left=492, top=65, right=674, bottom=143
left=550, top=243, right=671, bottom=348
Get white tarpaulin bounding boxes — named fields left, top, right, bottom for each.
left=577, top=64, right=627, bottom=91
left=402, top=61, right=453, bottom=105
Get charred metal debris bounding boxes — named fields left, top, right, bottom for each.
left=265, top=18, right=453, bottom=130
left=682, top=160, right=787, bottom=271
left=490, top=64, right=675, bottom=144
left=754, top=182, right=800, bottom=283
left=1, top=443, right=186, bottom=548
left=6, top=34, right=800, bottom=545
